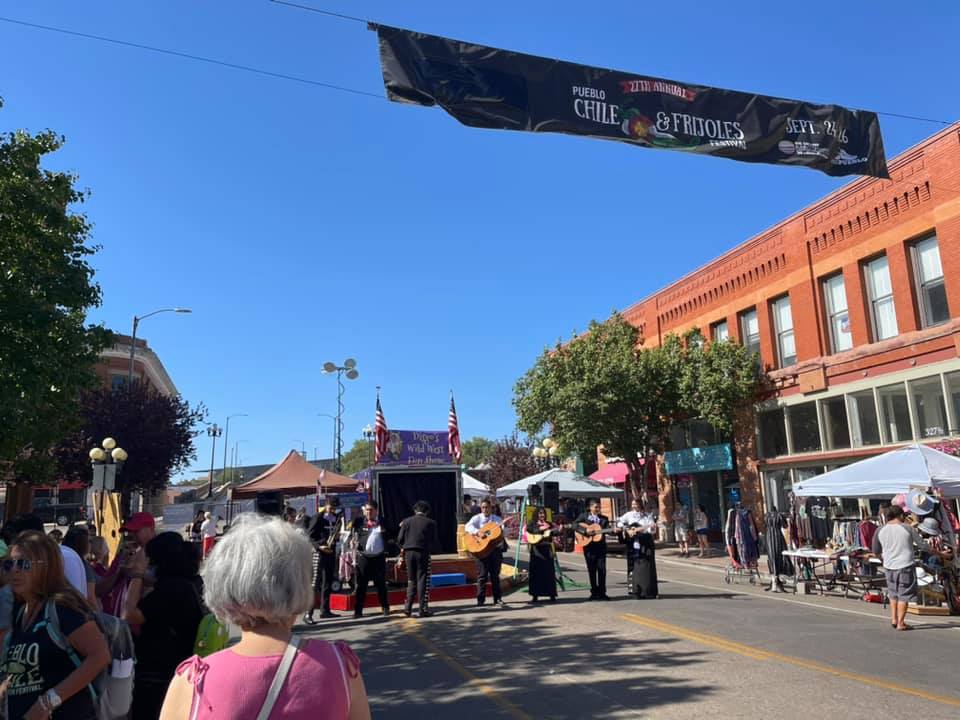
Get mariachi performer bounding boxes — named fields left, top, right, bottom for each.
left=575, top=499, right=611, bottom=600
left=398, top=500, right=437, bottom=618
left=305, top=495, right=342, bottom=622
left=525, top=507, right=558, bottom=603
left=630, top=511, right=659, bottom=599
left=465, top=498, right=506, bottom=607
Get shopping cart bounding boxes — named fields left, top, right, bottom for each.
left=724, top=563, right=763, bottom=585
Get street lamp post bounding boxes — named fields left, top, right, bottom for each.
left=322, top=359, right=359, bottom=473
left=127, top=307, right=192, bottom=385
left=89, top=437, right=127, bottom=535
left=532, top=437, right=560, bottom=471
left=362, top=423, right=375, bottom=468
left=222, top=414, right=248, bottom=485
left=317, top=414, right=336, bottom=463
left=206, top=424, right=223, bottom=498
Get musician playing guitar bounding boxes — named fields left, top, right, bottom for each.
left=575, top=499, right=611, bottom=600
left=525, top=507, right=559, bottom=603
left=465, top=498, right=506, bottom=607
left=305, top=495, right=342, bottom=623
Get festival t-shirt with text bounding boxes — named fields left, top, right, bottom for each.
left=2, top=602, right=97, bottom=720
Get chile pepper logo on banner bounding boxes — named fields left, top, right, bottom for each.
left=373, top=25, right=888, bottom=179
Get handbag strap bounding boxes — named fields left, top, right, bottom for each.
left=256, top=635, right=302, bottom=720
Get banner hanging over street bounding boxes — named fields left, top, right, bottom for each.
left=374, top=25, right=889, bottom=178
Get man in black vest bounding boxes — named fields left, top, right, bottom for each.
left=351, top=499, right=391, bottom=618
left=465, top=498, right=506, bottom=607
left=305, top=495, right=342, bottom=623
left=397, top=500, right=437, bottom=618
left=575, top=498, right=611, bottom=600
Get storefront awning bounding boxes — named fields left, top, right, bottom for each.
left=589, top=463, right=629, bottom=486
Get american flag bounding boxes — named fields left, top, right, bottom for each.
left=448, top=394, right=462, bottom=463
left=375, top=396, right=389, bottom=463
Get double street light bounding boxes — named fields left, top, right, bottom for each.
left=89, top=437, right=127, bottom=535
left=532, top=437, right=560, bottom=470
left=322, top=359, right=358, bottom=473
left=128, top=308, right=192, bottom=385
left=206, top=424, right=223, bottom=498
left=362, top=423, right=375, bottom=468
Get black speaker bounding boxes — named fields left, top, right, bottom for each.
left=527, top=483, right=542, bottom=505
left=539, top=481, right=560, bottom=514
left=255, top=491, right=284, bottom=517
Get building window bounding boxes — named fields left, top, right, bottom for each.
left=847, top=389, right=881, bottom=447
left=757, top=408, right=788, bottom=458
left=877, top=382, right=913, bottom=443
left=909, top=375, right=948, bottom=439
left=864, top=255, right=898, bottom=341
left=912, top=236, right=949, bottom=327
left=820, top=396, right=851, bottom=450
left=764, top=469, right=792, bottom=511
left=793, top=466, right=825, bottom=484
left=110, top=375, right=127, bottom=392
left=712, top=320, right=729, bottom=343
left=788, top=402, right=821, bottom=453
left=771, top=295, right=796, bottom=367
left=740, top=308, right=760, bottom=357
left=823, top=274, right=853, bottom=353
left=946, top=371, right=960, bottom=435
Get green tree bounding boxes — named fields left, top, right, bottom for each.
left=340, top=439, right=373, bottom=476
left=54, top=383, right=206, bottom=513
left=0, top=107, right=110, bottom=493
left=461, top=436, right=495, bottom=468
left=514, top=313, right=759, bottom=498
left=485, top=434, right=539, bottom=491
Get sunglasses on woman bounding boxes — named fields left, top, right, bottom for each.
left=2, top=559, right=43, bottom=573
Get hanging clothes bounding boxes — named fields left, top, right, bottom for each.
left=734, top=509, right=759, bottom=567
left=765, top=511, right=793, bottom=576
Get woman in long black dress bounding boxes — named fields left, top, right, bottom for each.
left=631, top=515, right=659, bottom=599
left=526, top=507, right=558, bottom=603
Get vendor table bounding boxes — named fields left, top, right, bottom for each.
left=782, top=548, right=843, bottom=595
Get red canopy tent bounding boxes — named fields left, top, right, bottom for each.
left=231, top=450, right=358, bottom=499
left=589, top=462, right=630, bottom=486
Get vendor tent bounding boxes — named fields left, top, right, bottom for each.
left=231, top=450, right=358, bottom=499
left=589, top=462, right=630, bottom=486
left=792, top=444, right=960, bottom=498
left=462, top=472, right=490, bottom=498
left=496, top=468, right=624, bottom=499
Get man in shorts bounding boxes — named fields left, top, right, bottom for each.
left=873, top=505, right=927, bottom=631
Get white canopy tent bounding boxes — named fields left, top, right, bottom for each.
left=462, top=472, right=491, bottom=498
left=495, top=468, right=625, bottom=499
left=792, top=444, right=960, bottom=498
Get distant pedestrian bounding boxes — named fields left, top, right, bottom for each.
left=158, top=514, right=371, bottom=719
left=872, top=505, right=927, bottom=631
left=189, top=510, right=205, bottom=543
left=62, top=524, right=99, bottom=608
left=694, top=505, right=711, bottom=557
left=398, top=500, right=437, bottom=617
left=201, top=512, right=218, bottom=558
left=672, top=503, right=690, bottom=558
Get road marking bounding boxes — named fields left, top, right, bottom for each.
left=620, top=612, right=960, bottom=709
left=399, top=619, right=531, bottom=720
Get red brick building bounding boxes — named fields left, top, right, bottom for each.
left=617, top=123, right=960, bottom=531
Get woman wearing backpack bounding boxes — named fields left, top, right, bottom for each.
left=158, top=514, right=371, bottom=719
left=123, top=532, right=205, bottom=719
left=1, top=530, right=110, bottom=719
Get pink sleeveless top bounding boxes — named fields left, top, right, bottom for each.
left=176, top=639, right=359, bottom=719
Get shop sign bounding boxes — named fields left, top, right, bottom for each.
left=665, top=443, right=733, bottom=475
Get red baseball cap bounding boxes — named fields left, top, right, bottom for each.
left=121, top=512, right=156, bottom=532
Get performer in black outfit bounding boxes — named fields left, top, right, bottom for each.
left=465, top=498, right=505, bottom=607
left=397, top=500, right=437, bottom=618
left=575, top=499, right=611, bottom=600
left=305, top=495, right=342, bottom=623
left=630, top=516, right=659, bottom=599
left=351, top=499, right=391, bottom=617
left=525, top=507, right=558, bottom=603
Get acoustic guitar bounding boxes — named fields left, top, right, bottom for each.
left=574, top=523, right=619, bottom=549
left=464, top=521, right=505, bottom=559
left=525, top=526, right=559, bottom=545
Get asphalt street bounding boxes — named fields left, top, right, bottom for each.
left=300, top=551, right=960, bottom=719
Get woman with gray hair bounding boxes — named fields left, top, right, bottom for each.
left=158, top=514, right=370, bottom=720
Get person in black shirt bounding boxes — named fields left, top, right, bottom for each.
left=306, top=495, right=343, bottom=622
left=397, top=500, right=437, bottom=618
left=123, top=532, right=205, bottom=720
left=2, top=531, right=110, bottom=720
left=575, top=499, right=611, bottom=600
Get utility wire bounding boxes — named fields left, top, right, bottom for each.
left=269, top=0, right=367, bottom=24
left=0, top=15, right=385, bottom=100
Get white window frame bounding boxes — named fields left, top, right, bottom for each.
left=712, top=320, right=729, bottom=343
left=740, top=308, right=760, bottom=357
left=863, top=255, right=898, bottom=341
left=771, top=295, right=796, bottom=367
left=911, top=235, right=949, bottom=328
left=822, top=273, right=853, bottom=354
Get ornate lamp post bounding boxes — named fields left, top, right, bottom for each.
left=206, top=424, right=223, bottom=498
left=532, top=437, right=560, bottom=470
left=362, top=423, right=375, bottom=468
left=89, top=437, right=127, bottom=534
left=322, top=359, right=359, bottom=473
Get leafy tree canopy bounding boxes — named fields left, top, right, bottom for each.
left=485, top=434, right=539, bottom=491
left=340, top=438, right=373, bottom=476
left=0, top=107, right=110, bottom=482
left=461, top=436, right=495, bottom=468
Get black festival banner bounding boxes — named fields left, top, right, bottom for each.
left=374, top=25, right=889, bottom=179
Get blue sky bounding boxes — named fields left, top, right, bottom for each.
left=2, top=2, right=956, bottom=479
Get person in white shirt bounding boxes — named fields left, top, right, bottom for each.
left=694, top=504, right=711, bottom=557
left=618, top=499, right=648, bottom=581
left=465, top=498, right=505, bottom=607
left=351, top=500, right=390, bottom=618
left=672, top=503, right=691, bottom=558
left=200, top=512, right=218, bottom=558
left=873, top=504, right=927, bottom=631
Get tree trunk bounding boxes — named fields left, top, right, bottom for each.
left=625, top=459, right=643, bottom=503
left=732, top=405, right=765, bottom=520
left=656, top=454, right=675, bottom=525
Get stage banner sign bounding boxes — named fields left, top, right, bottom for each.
left=665, top=444, right=733, bottom=475
left=377, top=429, right=452, bottom=466
left=375, top=25, right=888, bottom=178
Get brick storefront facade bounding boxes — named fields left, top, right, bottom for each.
left=614, top=124, right=960, bottom=532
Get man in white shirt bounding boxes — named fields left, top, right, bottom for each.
left=200, top=512, right=218, bottom=558
left=617, top=499, right=652, bottom=581
left=873, top=505, right=927, bottom=631
left=351, top=500, right=390, bottom=618
left=465, top=499, right=505, bottom=607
